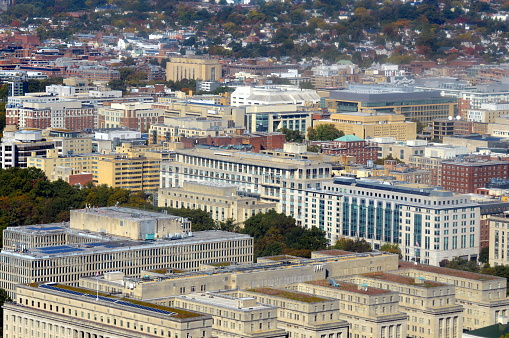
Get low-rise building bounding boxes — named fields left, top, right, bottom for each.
left=349, top=272, right=464, bottom=338
left=160, top=293, right=287, bottom=338
left=296, top=279, right=407, bottom=338
left=158, top=181, right=276, bottom=224
left=239, top=288, right=350, bottom=338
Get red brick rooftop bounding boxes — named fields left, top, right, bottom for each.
left=398, top=261, right=500, bottom=281
left=306, top=279, right=392, bottom=295
left=314, top=250, right=356, bottom=256
left=362, top=272, right=446, bottom=288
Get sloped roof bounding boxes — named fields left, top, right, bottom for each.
left=334, top=134, right=364, bottom=142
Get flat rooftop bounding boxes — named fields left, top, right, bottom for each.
left=1, top=231, right=250, bottom=259
left=247, top=288, right=330, bottom=303
left=25, top=283, right=203, bottom=319
left=72, top=206, right=186, bottom=221
left=306, top=279, right=392, bottom=296
left=361, top=272, right=446, bottom=288
left=398, top=262, right=500, bottom=281
left=176, top=293, right=272, bottom=311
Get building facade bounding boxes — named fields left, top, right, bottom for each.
left=166, top=56, right=222, bottom=82
left=287, top=177, right=480, bottom=265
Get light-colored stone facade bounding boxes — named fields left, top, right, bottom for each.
left=4, top=283, right=212, bottom=338
left=157, top=181, right=277, bottom=224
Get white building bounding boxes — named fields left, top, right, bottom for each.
left=286, top=177, right=480, bottom=266
left=231, top=85, right=320, bottom=107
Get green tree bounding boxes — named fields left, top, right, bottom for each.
left=332, top=237, right=372, bottom=253
left=278, top=127, right=304, bottom=143
left=241, top=210, right=327, bottom=258
left=380, top=243, right=402, bottom=258
left=161, top=207, right=217, bottom=231
left=307, top=145, right=321, bottom=153
left=439, top=257, right=480, bottom=273
left=479, top=246, right=489, bottom=264
left=307, top=124, right=344, bottom=141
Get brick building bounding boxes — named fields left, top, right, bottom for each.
left=441, top=161, right=509, bottom=193
left=180, top=133, right=285, bottom=152
left=311, top=134, right=378, bottom=165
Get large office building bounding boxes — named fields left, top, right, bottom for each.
left=286, top=177, right=480, bottom=265
left=97, top=102, right=164, bottom=132
left=0, top=207, right=253, bottom=297
left=166, top=56, right=222, bottom=82
left=73, top=249, right=509, bottom=335
left=0, top=127, right=54, bottom=169
left=441, top=161, right=509, bottom=194
left=322, top=90, right=456, bottom=123
left=314, top=111, right=417, bottom=141
left=4, top=282, right=212, bottom=338
left=160, top=148, right=332, bottom=206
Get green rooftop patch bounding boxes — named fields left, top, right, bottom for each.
left=32, top=283, right=201, bottom=318
left=248, top=288, right=329, bottom=303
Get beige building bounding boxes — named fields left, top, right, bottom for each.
left=0, top=207, right=254, bottom=297
left=295, top=280, right=407, bottom=338
left=166, top=56, right=222, bottom=82
left=91, top=152, right=167, bottom=192
left=158, top=293, right=287, bottom=338
left=315, top=112, right=416, bottom=141
left=488, top=116, right=509, bottom=138
left=154, top=100, right=246, bottom=127
left=467, top=103, right=509, bottom=123
left=79, top=251, right=399, bottom=301
left=397, top=262, right=509, bottom=331
left=149, top=116, right=243, bottom=144
left=489, top=215, right=509, bottom=268
left=4, top=282, right=212, bottom=338
left=239, top=288, right=350, bottom=338
left=158, top=181, right=277, bottom=223
left=97, top=102, right=165, bottom=132
left=349, top=272, right=464, bottom=338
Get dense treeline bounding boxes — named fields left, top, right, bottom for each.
left=0, top=168, right=328, bottom=258
left=0, top=167, right=152, bottom=245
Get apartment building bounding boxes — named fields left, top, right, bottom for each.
left=467, top=103, right=509, bottom=123
left=97, top=102, right=164, bottom=132
left=310, top=135, right=378, bottom=165
left=349, top=272, right=464, bottom=338
left=6, top=100, right=95, bottom=131
left=239, top=288, right=350, bottom=338
left=397, top=262, right=509, bottom=331
left=407, top=155, right=445, bottom=186
left=161, top=293, right=287, bottom=338
left=91, top=152, right=163, bottom=192
left=295, top=280, right=407, bottom=338
left=441, top=161, right=509, bottom=194
left=160, top=148, right=332, bottom=206
left=157, top=181, right=277, bottom=223
left=4, top=283, right=212, bottom=338
left=287, top=177, right=480, bottom=265
left=0, top=207, right=254, bottom=296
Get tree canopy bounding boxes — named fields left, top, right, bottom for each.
left=331, top=237, right=372, bottom=253
left=278, top=127, right=304, bottom=143
left=240, top=209, right=328, bottom=258
left=307, top=124, right=344, bottom=141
